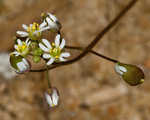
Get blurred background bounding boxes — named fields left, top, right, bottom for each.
left=0, top=0, right=150, bottom=119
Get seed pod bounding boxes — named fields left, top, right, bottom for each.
left=115, top=62, right=145, bottom=86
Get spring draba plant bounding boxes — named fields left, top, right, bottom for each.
left=9, top=0, right=144, bottom=108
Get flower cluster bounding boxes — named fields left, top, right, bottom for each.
left=10, top=13, right=70, bottom=74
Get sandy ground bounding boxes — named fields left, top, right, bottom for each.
left=0, top=0, right=150, bottom=120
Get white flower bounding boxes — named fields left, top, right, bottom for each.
left=39, top=34, right=70, bottom=65
left=12, top=38, right=31, bottom=57
left=45, top=87, right=59, bottom=108
left=44, top=13, right=61, bottom=31
left=9, top=54, right=30, bottom=74
left=16, top=22, right=48, bottom=40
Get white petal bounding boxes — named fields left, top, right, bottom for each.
left=17, top=39, right=22, bottom=46
left=33, top=26, right=50, bottom=34
left=25, top=38, right=29, bottom=44
left=52, top=90, right=59, bottom=105
left=17, top=62, right=27, bottom=72
left=39, top=21, right=47, bottom=29
left=27, top=41, right=31, bottom=46
left=46, top=17, right=55, bottom=27
left=22, top=24, right=28, bottom=30
left=119, top=66, right=127, bottom=73
left=26, top=38, right=31, bottom=46
left=38, top=26, right=50, bottom=32
left=43, top=53, right=51, bottom=59
left=14, top=45, right=18, bottom=50
left=16, top=31, right=28, bottom=37
left=55, top=34, right=60, bottom=47
left=59, top=57, right=66, bottom=62
left=59, top=38, right=65, bottom=49
left=115, top=64, right=123, bottom=75
left=22, top=58, right=29, bottom=66
left=47, top=58, right=55, bottom=65
left=45, top=93, right=53, bottom=106
left=60, top=52, right=70, bottom=58
left=48, top=13, right=58, bottom=22
left=42, top=39, right=51, bottom=49
left=39, top=43, right=49, bottom=52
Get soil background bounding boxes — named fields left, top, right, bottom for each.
left=0, top=0, right=150, bottom=120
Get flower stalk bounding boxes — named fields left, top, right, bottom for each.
left=46, top=66, right=51, bottom=88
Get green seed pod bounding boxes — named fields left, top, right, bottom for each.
left=115, top=62, right=145, bottom=86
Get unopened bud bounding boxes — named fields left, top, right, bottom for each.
left=44, top=87, right=59, bottom=108
left=115, top=62, right=145, bottom=86
left=44, top=13, right=62, bottom=32
left=9, top=54, right=30, bottom=74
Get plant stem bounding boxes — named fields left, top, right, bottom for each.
left=65, top=46, right=118, bottom=63
left=46, top=66, right=51, bottom=88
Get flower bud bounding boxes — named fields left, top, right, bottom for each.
left=115, top=62, right=145, bottom=86
left=44, top=87, right=59, bottom=108
left=9, top=54, right=30, bottom=74
left=42, top=13, right=62, bottom=32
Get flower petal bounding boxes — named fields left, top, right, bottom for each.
left=16, top=31, right=28, bottom=37
left=48, top=13, right=58, bottom=22
left=39, top=21, right=46, bottom=28
left=17, top=39, right=22, bottom=46
left=59, top=38, right=65, bottom=49
left=27, top=41, right=31, bottom=46
left=47, top=58, right=55, bottom=65
left=22, top=58, right=29, bottom=66
left=22, top=24, right=28, bottom=30
left=17, top=61, right=27, bottom=72
left=46, top=17, right=57, bottom=29
left=52, top=89, right=59, bottom=105
left=42, top=39, right=51, bottom=49
left=59, top=57, right=66, bottom=62
left=55, top=34, right=60, bottom=47
left=25, top=38, right=30, bottom=44
left=45, top=93, right=53, bottom=107
left=39, top=26, right=50, bottom=32
left=60, top=52, right=70, bottom=58
left=14, top=45, right=18, bottom=50
left=39, top=43, right=49, bottom=52
left=43, top=53, right=51, bottom=59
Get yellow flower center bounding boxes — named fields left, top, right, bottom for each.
left=27, top=22, right=41, bottom=40
left=16, top=42, right=28, bottom=56
left=49, top=42, right=61, bottom=59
